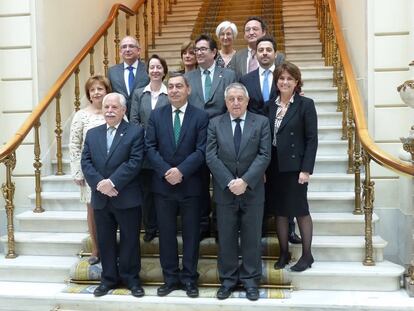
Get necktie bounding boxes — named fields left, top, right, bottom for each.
left=262, top=69, right=270, bottom=102
left=248, top=50, right=258, bottom=73
left=204, top=69, right=212, bottom=102
left=173, top=109, right=181, bottom=145
left=127, top=65, right=135, bottom=95
left=233, top=118, right=242, bottom=154
left=106, top=126, right=116, bottom=153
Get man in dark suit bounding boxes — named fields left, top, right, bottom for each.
left=240, top=36, right=301, bottom=243
left=146, top=73, right=209, bottom=298
left=81, top=93, right=145, bottom=298
left=108, top=36, right=149, bottom=119
left=206, top=83, right=271, bottom=301
left=229, top=16, right=267, bottom=80
left=185, top=34, right=236, bottom=240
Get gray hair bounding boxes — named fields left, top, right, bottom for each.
left=215, top=21, right=238, bottom=39
left=224, top=82, right=249, bottom=99
left=102, top=92, right=127, bottom=108
left=120, top=36, right=140, bottom=48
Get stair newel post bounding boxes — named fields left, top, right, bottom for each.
left=103, top=31, right=109, bottom=77
left=33, top=120, right=44, bottom=213
left=144, top=0, right=149, bottom=60
left=341, top=79, right=349, bottom=140
left=114, top=13, right=120, bottom=64
left=55, top=91, right=64, bottom=176
left=362, top=151, right=375, bottom=266
left=158, top=0, right=162, bottom=36
left=353, top=132, right=363, bottom=215
left=1, top=152, right=17, bottom=258
left=163, top=0, right=167, bottom=25
left=151, top=0, right=155, bottom=49
left=126, top=14, right=131, bottom=36
left=89, top=47, right=95, bottom=76
left=347, top=102, right=355, bottom=174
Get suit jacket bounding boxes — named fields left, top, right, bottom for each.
left=81, top=119, right=145, bottom=209
left=130, top=85, right=169, bottom=169
left=108, top=61, right=150, bottom=118
left=206, top=111, right=271, bottom=205
left=145, top=103, right=209, bottom=197
left=269, top=93, right=318, bottom=173
left=185, top=66, right=236, bottom=119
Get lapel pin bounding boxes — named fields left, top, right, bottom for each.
left=120, top=133, right=124, bottom=137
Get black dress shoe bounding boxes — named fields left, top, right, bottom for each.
left=143, top=231, right=157, bottom=242
left=290, top=255, right=314, bottom=272
left=288, top=232, right=302, bottom=244
left=216, top=286, right=233, bottom=300
left=93, top=284, right=111, bottom=297
left=157, top=283, right=180, bottom=296
left=183, top=282, right=199, bottom=298
left=130, top=285, right=145, bottom=297
left=245, top=287, right=259, bottom=301
left=274, top=253, right=291, bottom=270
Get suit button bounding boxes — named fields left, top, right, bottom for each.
left=291, top=155, right=296, bottom=158
left=291, top=144, right=295, bottom=147
left=290, top=132, right=294, bottom=135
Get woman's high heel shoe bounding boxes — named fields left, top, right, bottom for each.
left=274, top=253, right=291, bottom=270
left=290, top=255, right=314, bottom=272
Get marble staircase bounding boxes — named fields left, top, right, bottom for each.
left=0, top=0, right=409, bottom=310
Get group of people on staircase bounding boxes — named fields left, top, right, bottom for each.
left=69, top=15, right=318, bottom=301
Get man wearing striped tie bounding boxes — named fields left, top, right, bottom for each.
left=145, top=73, right=209, bottom=298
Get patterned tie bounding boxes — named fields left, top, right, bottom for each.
left=262, top=69, right=270, bottom=102
left=127, top=65, right=135, bottom=95
left=106, top=126, right=116, bottom=153
left=233, top=118, right=242, bottom=154
left=248, top=50, right=258, bottom=73
left=173, top=109, right=181, bottom=145
left=204, top=69, right=212, bottom=102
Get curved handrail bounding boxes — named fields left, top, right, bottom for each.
left=0, top=2, right=143, bottom=162
left=328, top=0, right=414, bottom=176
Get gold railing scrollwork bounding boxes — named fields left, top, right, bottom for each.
left=315, top=0, right=414, bottom=265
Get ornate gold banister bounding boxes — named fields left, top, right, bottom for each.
left=0, top=1, right=153, bottom=258
left=327, top=0, right=414, bottom=176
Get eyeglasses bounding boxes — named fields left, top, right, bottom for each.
left=121, top=44, right=139, bottom=50
left=194, top=47, right=211, bottom=53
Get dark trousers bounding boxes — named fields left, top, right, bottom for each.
left=94, top=202, right=141, bottom=288
left=140, top=169, right=158, bottom=234
left=155, top=193, right=201, bottom=284
left=217, top=199, right=264, bottom=289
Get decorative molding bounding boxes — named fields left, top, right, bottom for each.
left=375, top=31, right=410, bottom=37
left=374, top=68, right=409, bottom=72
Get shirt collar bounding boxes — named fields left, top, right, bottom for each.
left=230, top=111, right=247, bottom=122
left=173, top=102, right=188, bottom=114
left=275, top=94, right=295, bottom=107
left=143, top=82, right=168, bottom=95
left=124, top=60, right=139, bottom=69
left=200, top=63, right=216, bottom=74
left=259, top=64, right=275, bottom=76
left=107, top=121, right=121, bottom=130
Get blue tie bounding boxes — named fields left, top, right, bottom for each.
left=234, top=118, right=242, bottom=154
left=127, top=66, right=135, bottom=95
left=262, top=69, right=270, bottom=102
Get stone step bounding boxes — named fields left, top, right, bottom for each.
left=28, top=192, right=85, bottom=211
left=301, top=66, right=333, bottom=78
left=283, top=15, right=317, bottom=23
left=318, top=125, right=342, bottom=140
left=308, top=191, right=354, bottom=213
left=159, top=25, right=194, bottom=33
left=16, top=211, right=87, bottom=233
left=0, top=255, right=77, bottom=283
left=285, top=27, right=319, bottom=34
left=285, top=45, right=322, bottom=53
left=283, top=31, right=320, bottom=39
left=303, top=76, right=334, bottom=88
left=42, top=174, right=78, bottom=192
left=0, top=232, right=88, bottom=256
left=302, top=87, right=338, bottom=101
left=285, top=38, right=321, bottom=45
left=317, top=111, right=342, bottom=126
left=284, top=21, right=318, bottom=28
left=164, top=14, right=198, bottom=22
left=317, top=140, right=347, bottom=156
left=290, top=59, right=326, bottom=67
left=291, top=235, right=386, bottom=262
left=313, top=98, right=339, bottom=113
left=284, top=4, right=314, bottom=10
left=309, top=173, right=355, bottom=192
left=0, top=281, right=412, bottom=310
left=291, top=261, right=404, bottom=291
left=307, top=213, right=379, bottom=236
left=313, top=154, right=347, bottom=173
left=283, top=9, right=317, bottom=17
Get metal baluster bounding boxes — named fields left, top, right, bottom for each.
left=33, top=121, right=44, bottom=213
left=55, top=91, right=64, bottom=176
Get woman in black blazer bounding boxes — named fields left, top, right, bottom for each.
left=269, top=61, right=318, bottom=272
